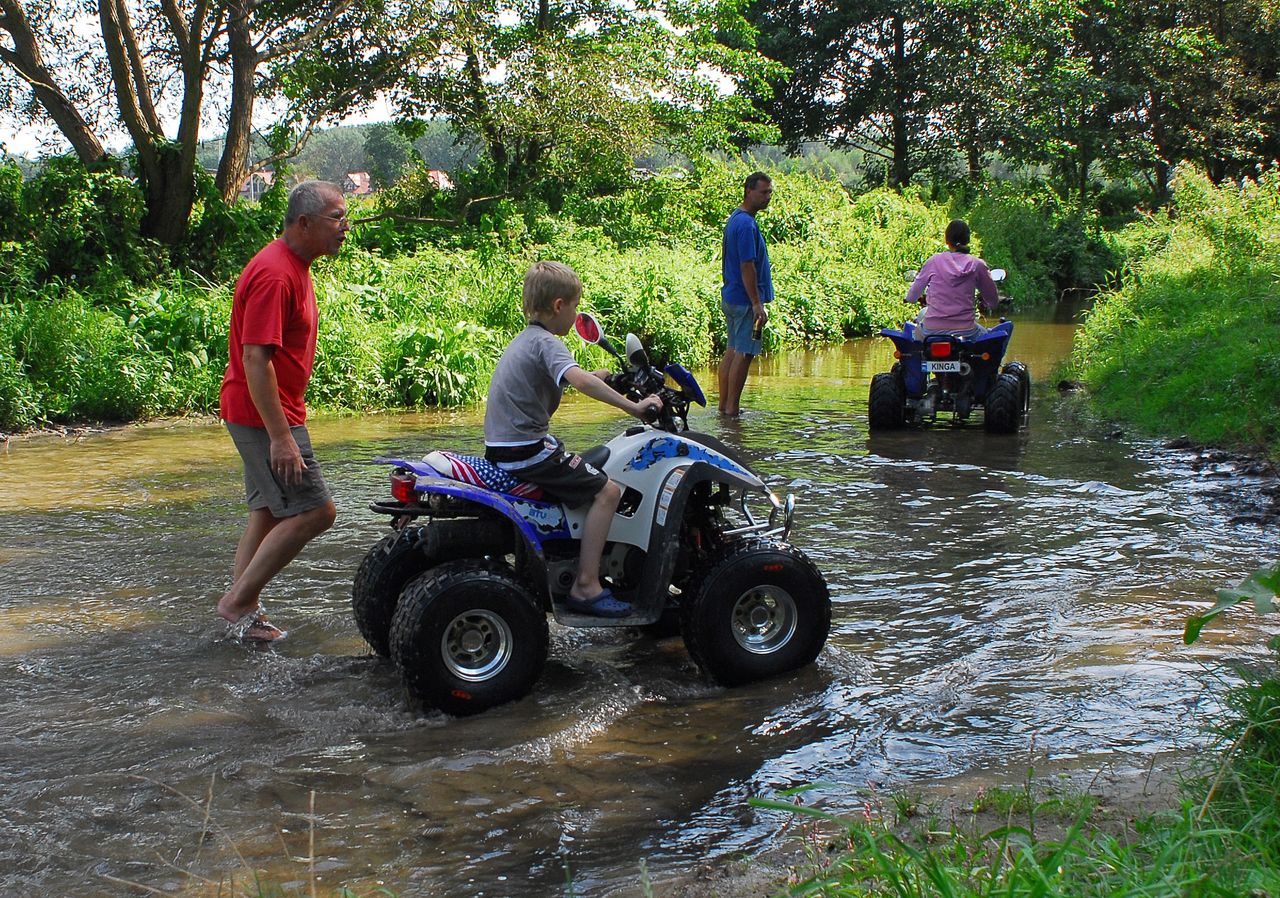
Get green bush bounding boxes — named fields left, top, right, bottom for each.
left=1067, top=165, right=1280, bottom=456
left=178, top=173, right=288, bottom=281
left=21, top=156, right=163, bottom=287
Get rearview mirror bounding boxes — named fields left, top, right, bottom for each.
left=990, top=268, right=1006, bottom=282
left=625, top=333, right=649, bottom=370
left=574, top=312, right=602, bottom=344
left=574, top=311, right=623, bottom=361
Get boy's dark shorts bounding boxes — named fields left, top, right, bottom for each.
left=513, top=443, right=609, bottom=508
left=226, top=421, right=333, bottom=518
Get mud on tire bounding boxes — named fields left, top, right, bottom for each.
left=390, top=562, right=548, bottom=716
left=680, top=539, right=830, bottom=687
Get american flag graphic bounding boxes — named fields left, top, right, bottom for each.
left=432, top=452, right=546, bottom=500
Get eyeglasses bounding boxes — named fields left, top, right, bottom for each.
left=319, top=211, right=350, bottom=226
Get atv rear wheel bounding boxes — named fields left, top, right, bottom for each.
left=1003, top=362, right=1031, bottom=419
left=680, top=539, right=830, bottom=686
left=868, top=371, right=907, bottom=430
left=352, top=527, right=433, bottom=657
left=390, top=562, right=548, bottom=716
left=984, top=371, right=1023, bottom=433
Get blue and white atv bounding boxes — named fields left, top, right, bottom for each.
left=868, top=268, right=1030, bottom=433
left=354, top=313, right=830, bottom=716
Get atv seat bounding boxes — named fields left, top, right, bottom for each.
left=422, top=451, right=547, bottom=500
left=421, top=445, right=612, bottom=501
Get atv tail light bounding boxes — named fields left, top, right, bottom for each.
left=981, top=352, right=991, bottom=361
left=929, top=341, right=952, bottom=357
left=390, top=470, right=418, bottom=503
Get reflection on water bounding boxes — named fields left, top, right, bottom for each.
left=1, top=306, right=1276, bottom=896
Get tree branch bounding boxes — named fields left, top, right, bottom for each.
left=258, top=0, right=355, bottom=62
left=0, top=0, right=107, bottom=162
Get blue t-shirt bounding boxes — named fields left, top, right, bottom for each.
left=721, top=208, right=773, bottom=307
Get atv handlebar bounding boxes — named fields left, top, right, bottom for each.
left=607, top=367, right=692, bottom=432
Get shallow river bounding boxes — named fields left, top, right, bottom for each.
left=1, top=307, right=1276, bottom=896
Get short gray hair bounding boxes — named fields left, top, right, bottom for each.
left=285, top=180, right=341, bottom=225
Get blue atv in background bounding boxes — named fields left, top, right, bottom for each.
left=868, top=268, right=1030, bottom=433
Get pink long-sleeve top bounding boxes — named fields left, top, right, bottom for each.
left=906, top=251, right=1000, bottom=333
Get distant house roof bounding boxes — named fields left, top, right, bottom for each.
left=426, top=169, right=454, bottom=191
left=343, top=171, right=372, bottom=195
left=238, top=170, right=274, bottom=201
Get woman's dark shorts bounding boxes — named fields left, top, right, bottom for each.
left=226, top=421, right=333, bottom=518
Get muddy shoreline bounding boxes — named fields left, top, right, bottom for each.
left=646, top=750, right=1194, bottom=898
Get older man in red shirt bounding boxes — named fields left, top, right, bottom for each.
left=216, top=180, right=348, bottom=641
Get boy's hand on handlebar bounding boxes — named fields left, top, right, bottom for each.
left=635, top=395, right=663, bottom=421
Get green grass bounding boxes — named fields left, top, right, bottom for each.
left=1065, top=165, right=1280, bottom=458
left=0, top=164, right=1110, bottom=432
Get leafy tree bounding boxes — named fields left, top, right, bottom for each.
left=364, top=122, right=414, bottom=189
left=745, top=0, right=1011, bottom=188
left=0, top=0, right=434, bottom=247
left=390, top=0, right=779, bottom=203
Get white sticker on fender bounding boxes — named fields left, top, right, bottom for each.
left=655, top=468, right=687, bottom=526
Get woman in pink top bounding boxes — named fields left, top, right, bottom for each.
left=906, top=220, right=1000, bottom=337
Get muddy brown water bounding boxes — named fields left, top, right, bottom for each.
left=1, top=306, right=1276, bottom=896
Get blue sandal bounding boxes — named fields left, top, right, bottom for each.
left=564, top=588, right=632, bottom=618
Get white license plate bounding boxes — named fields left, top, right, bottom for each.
left=926, top=360, right=960, bottom=373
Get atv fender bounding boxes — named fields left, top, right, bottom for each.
left=374, top=458, right=568, bottom=560
left=628, top=459, right=771, bottom=617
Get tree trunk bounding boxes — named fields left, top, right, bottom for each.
left=890, top=12, right=909, bottom=188
left=0, top=0, right=107, bottom=163
left=216, top=0, right=257, bottom=202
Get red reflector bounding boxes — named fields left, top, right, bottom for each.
left=451, top=689, right=473, bottom=700
left=981, top=352, right=991, bottom=361
left=929, top=342, right=952, bottom=358
left=893, top=349, right=902, bottom=359
left=390, top=472, right=417, bottom=503
left=763, top=563, right=784, bottom=572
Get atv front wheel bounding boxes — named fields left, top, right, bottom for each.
left=681, top=540, right=830, bottom=686
left=984, top=371, right=1023, bottom=433
left=390, top=562, right=548, bottom=716
left=868, top=371, right=907, bottom=430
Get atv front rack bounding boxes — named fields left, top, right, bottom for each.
left=722, top=489, right=796, bottom=542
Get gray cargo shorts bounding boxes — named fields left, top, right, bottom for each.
left=225, top=421, right=333, bottom=518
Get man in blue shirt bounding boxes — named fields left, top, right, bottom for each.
left=718, top=171, right=773, bottom=416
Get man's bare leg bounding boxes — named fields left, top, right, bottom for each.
left=217, top=501, right=336, bottom=621
left=717, top=351, right=735, bottom=414
left=721, top=351, right=755, bottom=416
left=231, top=508, right=279, bottom=584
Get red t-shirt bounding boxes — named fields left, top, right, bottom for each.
left=219, top=239, right=318, bottom=427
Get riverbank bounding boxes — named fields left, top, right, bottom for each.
left=651, top=750, right=1188, bottom=898
left=660, top=649, right=1280, bottom=898
left=2, top=167, right=1110, bottom=433
left=1065, top=166, right=1280, bottom=462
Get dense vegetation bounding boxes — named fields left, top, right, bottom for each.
left=0, top=158, right=1115, bottom=433
left=1065, top=166, right=1280, bottom=458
